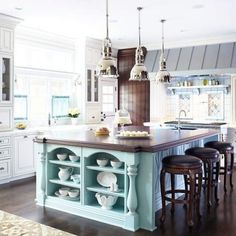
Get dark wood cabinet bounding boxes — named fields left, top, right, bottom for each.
left=117, top=48, right=150, bottom=125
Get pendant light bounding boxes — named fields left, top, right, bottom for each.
left=97, top=0, right=118, bottom=78
left=129, top=7, right=148, bottom=81
left=155, top=19, right=170, bottom=83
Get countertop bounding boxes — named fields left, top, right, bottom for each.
left=35, top=126, right=219, bottom=153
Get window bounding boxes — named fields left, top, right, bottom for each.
left=14, top=95, right=28, bottom=120
left=14, top=69, right=74, bottom=125
left=52, top=96, right=70, bottom=118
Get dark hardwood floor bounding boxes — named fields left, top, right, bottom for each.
left=0, top=173, right=236, bottom=236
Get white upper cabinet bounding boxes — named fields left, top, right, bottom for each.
left=0, top=54, right=13, bottom=104
left=0, top=27, right=14, bottom=53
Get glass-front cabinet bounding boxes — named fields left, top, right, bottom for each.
left=0, top=54, right=12, bottom=104
left=86, top=68, right=99, bottom=103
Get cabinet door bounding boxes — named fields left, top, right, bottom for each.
left=86, top=68, right=99, bottom=103
left=1, top=54, right=13, bottom=104
left=0, top=107, right=12, bottom=130
left=13, top=135, right=35, bottom=176
left=0, top=27, right=14, bottom=53
left=85, top=104, right=101, bottom=124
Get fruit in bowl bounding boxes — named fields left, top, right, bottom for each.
left=95, top=127, right=110, bottom=136
left=16, top=123, right=27, bottom=130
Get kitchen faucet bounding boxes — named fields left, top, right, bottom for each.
left=178, top=109, right=187, bottom=132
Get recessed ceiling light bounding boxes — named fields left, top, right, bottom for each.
left=192, top=4, right=204, bottom=9
left=15, top=7, right=23, bottom=11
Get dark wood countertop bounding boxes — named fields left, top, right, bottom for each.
left=34, top=126, right=219, bottom=153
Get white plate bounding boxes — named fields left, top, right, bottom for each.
left=116, top=134, right=151, bottom=139
left=97, top=172, right=117, bottom=187
left=55, top=191, right=80, bottom=201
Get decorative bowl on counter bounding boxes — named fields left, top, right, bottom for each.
left=96, top=158, right=108, bottom=167
left=15, top=123, right=27, bottom=130
left=57, top=153, right=67, bottom=161
left=95, top=193, right=118, bottom=210
left=110, top=159, right=123, bottom=169
left=69, top=154, right=80, bottom=162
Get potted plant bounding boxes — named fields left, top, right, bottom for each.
left=68, top=108, right=80, bottom=125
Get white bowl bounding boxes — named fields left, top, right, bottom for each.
left=69, top=155, right=80, bottom=162
left=57, top=153, right=67, bottom=161
left=96, top=158, right=108, bottom=167
left=59, top=187, right=70, bottom=196
left=68, top=189, right=80, bottom=198
left=110, top=159, right=123, bottom=169
left=71, top=174, right=81, bottom=184
left=95, top=193, right=118, bottom=210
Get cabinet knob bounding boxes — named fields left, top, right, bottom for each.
left=0, top=167, right=4, bottom=171
left=24, top=135, right=28, bottom=138
left=0, top=121, right=2, bottom=124
left=92, top=116, right=95, bottom=119
left=0, top=152, right=2, bottom=154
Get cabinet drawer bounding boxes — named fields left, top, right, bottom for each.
left=0, top=147, right=11, bottom=159
left=0, top=136, right=11, bottom=147
left=0, top=159, right=11, bottom=179
left=0, top=107, right=12, bottom=130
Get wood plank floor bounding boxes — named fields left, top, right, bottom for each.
left=0, top=174, right=236, bottom=236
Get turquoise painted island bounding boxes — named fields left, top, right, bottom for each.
left=34, top=127, right=219, bottom=232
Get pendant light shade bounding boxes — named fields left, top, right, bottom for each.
left=97, top=0, right=118, bottom=78
left=129, top=7, right=148, bottom=81
left=155, top=19, right=170, bottom=83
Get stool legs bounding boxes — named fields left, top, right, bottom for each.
left=206, top=161, right=212, bottom=207
left=214, top=161, right=220, bottom=204
left=222, top=151, right=234, bottom=193
left=188, top=171, right=195, bottom=227
left=160, top=168, right=166, bottom=223
left=171, top=174, right=175, bottom=213
left=230, top=152, right=234, bottom=189
left=196, top=172, right=202, bottom=217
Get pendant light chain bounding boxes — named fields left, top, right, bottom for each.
left=161, top=19, right=165, bottom=55
left=138, top=7, right=142, bottom=48
left=106, top=0, right=109, bottom=39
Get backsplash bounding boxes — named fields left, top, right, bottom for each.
left=166, top=75, right=231, bottom=122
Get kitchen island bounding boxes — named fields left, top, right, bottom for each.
left=34, top=127, right=219, bottom=232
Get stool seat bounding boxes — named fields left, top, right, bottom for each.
left=205, top=141, right=233, bottom=152
left=185, top=147, right=220, bottom=161
left=162, top=155, right=202, bottom=169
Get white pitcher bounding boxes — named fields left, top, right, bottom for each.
left=58, top=167, right=73, bottom=181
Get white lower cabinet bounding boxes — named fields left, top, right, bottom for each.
left=13, top=134, right=35, bottom=177
left=0, top=159, right=11, bottom=179
left=0, top=135, right=12, bottom=183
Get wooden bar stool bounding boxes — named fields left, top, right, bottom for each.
left=160, top=155, right=202, bottom=227
left=204, top=141, right=234, bottom=193
left=185, top=147, right=220, bottom=207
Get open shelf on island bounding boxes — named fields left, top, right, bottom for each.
left=49, top=160, right=81, bottom=167
left=49, top=179, right=81, bottom=188
left=86, top=185, right=125, bottom=198
left=86, top=165, right=125, bottom=174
